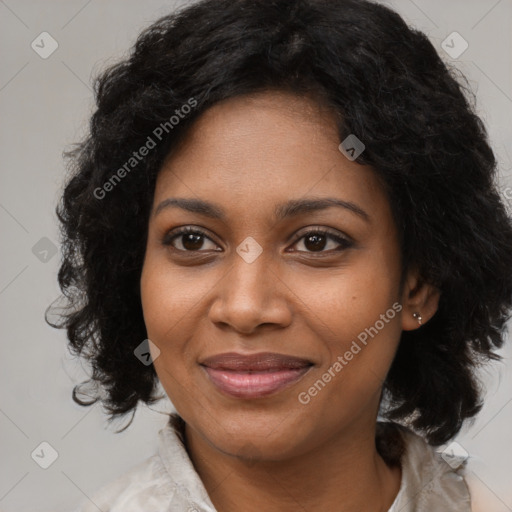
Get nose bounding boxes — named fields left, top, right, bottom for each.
left=207, top=248, right=292, bottom=335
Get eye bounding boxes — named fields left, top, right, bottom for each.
left=289, top=228, right=353, bottom=254
left=162, top=226, right=220, bottom=252
left=162, top=226, right=353, bottom=254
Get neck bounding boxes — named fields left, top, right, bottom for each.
left=182, top=418, right=401, bottom=512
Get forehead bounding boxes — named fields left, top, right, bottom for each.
left=153, top=90, right=389, bottom=224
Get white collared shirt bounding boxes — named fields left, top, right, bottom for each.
left=71, top=414, right=475, bottom=511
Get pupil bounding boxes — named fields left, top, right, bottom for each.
left=305, top=234, right=326, bottom=251
left=183, top=233, right=204, bottom=250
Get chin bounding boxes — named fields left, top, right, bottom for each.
left=192, top=406, right=316, bottom=460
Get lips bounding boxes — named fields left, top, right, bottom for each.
left=200, top=352, right=313, bottom=372
left=200, top=352, right=313, bottom=399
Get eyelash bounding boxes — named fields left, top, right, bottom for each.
left=161, top=226, right=353, bottom=255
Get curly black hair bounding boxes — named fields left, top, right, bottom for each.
left=48, top=0, right=512, bottom=445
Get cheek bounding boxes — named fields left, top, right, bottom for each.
left=140, top=254, right=219, bottom=387
left=140, top=260, right=193, bottom=405
left=140, top=258, right=189, bottom=374
left=289, top=253, right=402, bottom=405
left=140, top=255, right=205, bottom=339
left=140, top=262, right=168, bottom=338
left=288, top=252, right=400, bottom=343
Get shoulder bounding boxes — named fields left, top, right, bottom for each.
left=387, top=426, right=507, bottom=512
left=380, top=422, right=473, bottom=512
left=70, top=414, right=217, bottom=512
left=464, top=470, right=504, bottom=512
left=70, top=453, right=175, bottom=512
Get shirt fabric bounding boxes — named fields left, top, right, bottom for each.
left=72, top=413, right=473, bottom=512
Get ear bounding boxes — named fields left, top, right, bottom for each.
left=400, top=268, right=441, bottom=331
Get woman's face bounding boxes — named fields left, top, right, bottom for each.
left=141, top=90, right=413, bottom=461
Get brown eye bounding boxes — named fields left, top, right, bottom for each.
left=303, top=233, right=328, bottom=251
left=162, top=227, right=219, bottom=252
left=291, top=229, right=352, bottom=253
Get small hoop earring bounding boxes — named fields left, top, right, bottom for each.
left=412, top=312, right=422, bottom=325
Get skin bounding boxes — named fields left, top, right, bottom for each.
left=140, top=90, right=440, bottom=512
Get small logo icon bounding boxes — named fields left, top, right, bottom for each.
left=236, top=237, right=263, bottom=263
left=31, top=32, right=59, bottom=59
left=134, top=339, right=160, bottom=365
left=31, top=441, right=59, bottom=469
left=32, top=237, right=58, bottom=263
left=441, top=441, right=469, bottom=469
left=338, top=134, right=365, bottom=161
left=441, top=32, right=468, bottom=59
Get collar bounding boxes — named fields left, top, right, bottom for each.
left=157, top=413, right=217, bottom=511
left=158, top=413, right=471, bottom=512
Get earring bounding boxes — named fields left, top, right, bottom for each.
left=412, top=312, right=422, bottom=325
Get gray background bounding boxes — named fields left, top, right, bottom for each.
left=0, top=1, right=511, bottom=511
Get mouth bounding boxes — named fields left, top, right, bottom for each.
left=199, top=352, right=314, bottom=399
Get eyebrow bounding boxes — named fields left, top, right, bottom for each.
left=154, top=196, right=370, bottom=222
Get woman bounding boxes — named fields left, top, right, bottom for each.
left=50, top=0, right=512, bottom=510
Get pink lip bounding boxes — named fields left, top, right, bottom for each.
left=199, top=351, right=314, bottom=399
left=202, top=365, right=312, bottom=399
left=200, top=351, right=313, bottom=371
